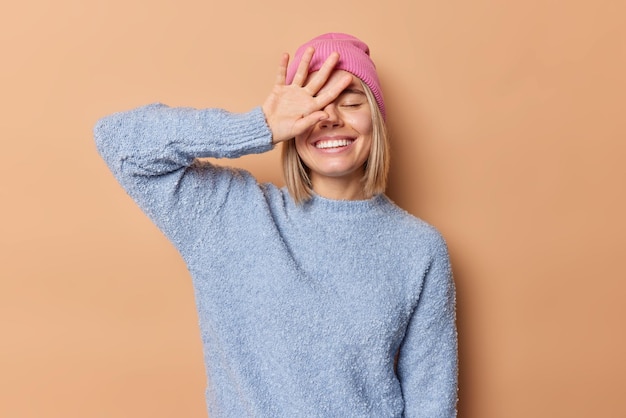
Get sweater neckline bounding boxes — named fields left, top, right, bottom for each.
left=298, top=193, right=392, bottom=216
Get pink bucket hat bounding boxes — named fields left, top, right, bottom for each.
left=285, top=33, right=386, bottom=120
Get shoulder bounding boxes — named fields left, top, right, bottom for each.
left=378, top=195, right=449, bottom=257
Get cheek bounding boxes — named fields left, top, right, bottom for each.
left=294, top=136, right=307, bottom=156
left=345, top=112, right=373, bottom=136
left=294, top=125, right=314, bottom=152
left=294, top=137, right=314, bottom=168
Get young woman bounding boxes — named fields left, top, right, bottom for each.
left=95, top=33, right=458, bottom=417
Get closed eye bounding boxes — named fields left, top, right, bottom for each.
left=338, top=89, right=366, bottom=108
left=341, top=102, right=364, bottom=108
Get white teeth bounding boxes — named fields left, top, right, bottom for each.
left=315, top=139, right=353, bottom=149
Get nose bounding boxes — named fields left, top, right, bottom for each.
left=319, top=103, right=343, bottom=128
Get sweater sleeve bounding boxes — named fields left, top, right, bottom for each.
left=93, top=103, right=274, bottom=254
left=397, top=234, right=458, bottom=417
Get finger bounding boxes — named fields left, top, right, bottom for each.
left=294, top=110, right=329, bottom=133
left=291, top=47, right=315, bottom=86
left=274, top=53, right=289, bottom=86
left=305, top=51, right=340, bottom=94
left=313, top=72, right=353, bottom=108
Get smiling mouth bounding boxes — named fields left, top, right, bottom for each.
left=314, top=138, right=355, bottom=149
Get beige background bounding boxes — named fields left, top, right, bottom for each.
left=2, top=0, right=625, bottom=417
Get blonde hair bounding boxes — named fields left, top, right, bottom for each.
left=281, top=80, right=390, bottom=203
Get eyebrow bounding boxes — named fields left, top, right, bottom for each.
left=340, top=87, right=366, bottom=96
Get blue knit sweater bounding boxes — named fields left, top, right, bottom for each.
left=94, top=104, right=458, bottom=417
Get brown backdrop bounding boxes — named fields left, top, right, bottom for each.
left=2, top=1, right=625, bottom=417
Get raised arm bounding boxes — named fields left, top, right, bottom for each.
left=94, top=104, right=273, bottom=251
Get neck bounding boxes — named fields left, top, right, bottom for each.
left=311, top=173, right=368, bottom=201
